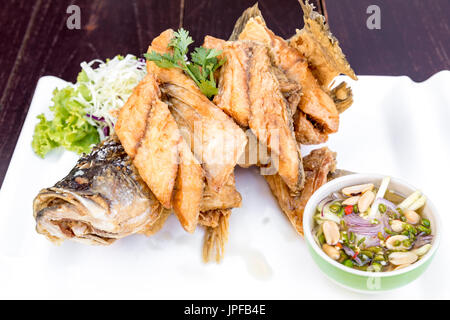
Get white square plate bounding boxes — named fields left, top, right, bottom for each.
left=0, top=72, right=449, bottom=299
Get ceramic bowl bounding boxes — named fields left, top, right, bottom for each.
left=303, top=173, right=440, bottom=292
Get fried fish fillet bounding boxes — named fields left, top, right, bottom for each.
left=248, top=44, right=304, bottom=194
left=291, top=0, right=357, bottom=88
left=33, top=137, right=169, bottom=245
left=294, top=111, right=329, bottom=145
left=204, top=36, right=252, bottom=127
left=169, top=98, right=242, bottom=212
left=200, top=173, right=242, bottom=211
left=203, top=37, right=304, bottom=192
left=148, top=29, right=247, bottom=192
left=116, top=68, right=204, bottom=232
left=133, top=100, right=180, bottom=209
left=265, top=147, right=336, bottom=235
left=239, top=17, right=339, bottom=135
left=115, top=74, right=161, bottom=158
left=172, top=137, right=204, bottom=233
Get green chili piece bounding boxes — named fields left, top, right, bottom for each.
left=342, top=232, right=349, bottom=244
left=338, top=207, right=345, bottom=217
left=373, top=255, right=385, bottom=262
left=417, top=225, right=431, bottom=235
left=353, top=204, right=359, bottom=213
left=378, top=203, right=387, bottom=213
left=350, top=232, right=355, bottom=242
left=377, top=232, right=384, bottom=241
left=329, top=204, right=341, bottom=213
left=360, top=250, right=373, bottom=258
left=402, top=239, right=412, bottom=247
left=384, top=228, right=395, bottom=235
left=422, top=218, right=430, bottom=228
left=357, top=237, right=366, bottom=247
left=343, top=259, right=353, bottom=268
left=318, top=233, right=325, bottom=245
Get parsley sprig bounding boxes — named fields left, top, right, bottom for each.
left=144, top=29, right=225, bottom=98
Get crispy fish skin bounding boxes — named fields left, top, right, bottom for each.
left=248, top=44, right=304, bottom=194
left=294, top=111, right=329, bottom=145
left=116, top=72, right=181, bottom=209
left=229, top=3, right=266, bottom=41
left=169, top=98, right=242, bottom=212
left=200, top=173, right=242, bottom=212
left=137, top=101, right=180, bottom=209
left=148, top=29, right=247, bottom=192
left=265, top=147, right=336, bottom=235
left=172, top=137, right=204, bottom=233
left=133, top=100, right=180, bottom=209
left=33, top=137, right=166, bottom=245
left=238, top=16, right=339, bottom=135
left=115, top=74, right=161, bottom=158
left=204, top=36, right=252, bottom=127
left=291, top=0, right=357, bottom=88
left=203, top=37, right=304, bottom=191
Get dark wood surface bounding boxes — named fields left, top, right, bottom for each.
left=0, top=0, right=448, bottom=188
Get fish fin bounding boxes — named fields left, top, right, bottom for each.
left=290, top=0, right=357, bottom=87
left=330, top=81, right=354, bottom=113
left=142, top=209, right=172, bottom=236
left=229, top=3, right=266, bottom=41
left=327, top=169, right=356, bottom=181
left=202, top=210, right=231, bottom=263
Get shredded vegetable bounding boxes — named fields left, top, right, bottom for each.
left=32, top=54, right=146, bottom=157
left=76, top=54, right=147, bottom=139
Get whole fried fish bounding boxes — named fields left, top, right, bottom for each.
left=33, top=137, right=168, bottom=245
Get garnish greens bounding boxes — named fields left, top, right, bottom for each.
left=32, top=55, right=146, bottom=158
left=144, top=28, right=225, bottom=98
left=32, top=86, right=100, bottom=158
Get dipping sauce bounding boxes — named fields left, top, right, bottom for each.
left=312, top=177, right=433, bottom=272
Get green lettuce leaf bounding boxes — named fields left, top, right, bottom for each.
left=32, top=86, right=99, bottom=158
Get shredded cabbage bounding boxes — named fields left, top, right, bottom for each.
left=32, top=55, right=146, bottom=158
left=75, top=54, right=147, bottom=139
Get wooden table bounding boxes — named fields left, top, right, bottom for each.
left=0, top=0, right=448, bottom=187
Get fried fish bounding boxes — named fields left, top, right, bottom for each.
left=203, top=38, right=304, bottom=193
left=265, top=147, right=336, bottom=235
left=148, top=29, right=248, bottom=192
left=33, top=137, right=169, bottom=245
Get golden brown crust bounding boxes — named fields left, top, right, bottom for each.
left=133, top=100, right=180, bottom=208
left=294, top=111, right=329, bottom=145
left=204, top=37, right=252, bottom=127
left=200, top=173, right=242, bottom=212
left=291, top=0, right=357, bottom=88
left=248, top=44, right=304, bottom=193
left=238, top=16, right=340, bottom=135
left=148, top=31, right=247, bottom=192
left=172, top=138, right=205, bottom=233
left=115, top=74, right=161, bottom=158
left=265, top=147, right=336, bottom=235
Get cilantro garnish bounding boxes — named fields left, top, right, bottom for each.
left=144, top=28, right=225, bottom=98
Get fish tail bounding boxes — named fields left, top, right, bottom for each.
left=202, top=210, right=231, bottom=263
